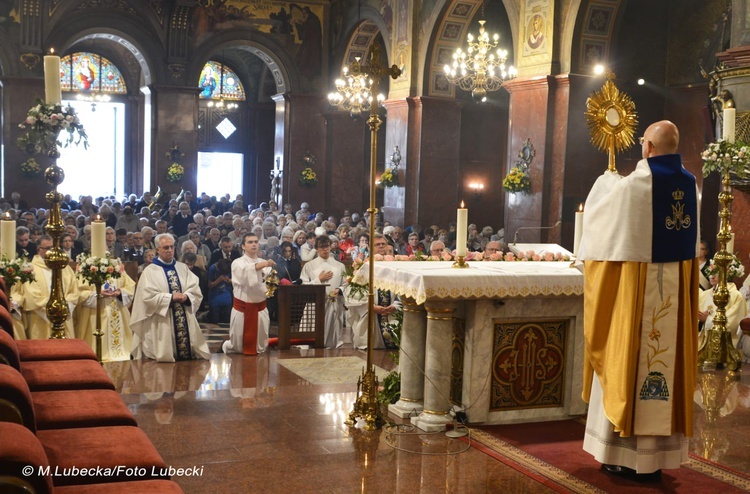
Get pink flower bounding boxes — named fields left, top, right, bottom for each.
left=384, top=255, right=395, bottom=261
left=554, top=252, right=563, bottom=260
left=544, top=252, right=555, bottom=261
left=395, top=255, right=409, bottom=261
left=440, top=250, right=453, bottom=261
left=525, top=250, right=535, bottom=258
left=408, top=255, right=416, bottom=261
left=490, top=252, right=503, bottom=261
left=504, top=252, right=515, bottom=261
left=532, top=254, right=541, bottom=261
left=90, top=266, right=98, bottom=272
left=373, top=254, right=384, bottom=261
left=107, top=266, right=114, bottom=273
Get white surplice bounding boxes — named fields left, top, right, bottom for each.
left=301, top=256, right=345, bottom=348
left=223, top=255, right=270, bottom=354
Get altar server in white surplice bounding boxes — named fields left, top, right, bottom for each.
left=76, top=271, right=136, bottom=362
left=697, top=269, right=746, bottom=351
left=301, top=235, right=346, bottom=348
left=13, top=235, right=79, bottom=339
left=222, top=233, right=275, bottom=356
left=131, top=233, right=210, bottom=362
left=578, top=121, right=700, bottom=481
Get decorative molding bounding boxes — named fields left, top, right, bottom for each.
left=19, top=53, right=40, bottom=70
left=76, top=0, right=138, bottom=16
left=168, top=5, right=192, bottom=61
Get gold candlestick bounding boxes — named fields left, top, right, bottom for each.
left=93, top=280, right=103, bottom=364
left=44, top=149, right=69, bottom=339
left=452, top=255, right=469, bottom=268
left=334, top=43, right=401, bottom=431
left=698, top=171, right=743, bottom=371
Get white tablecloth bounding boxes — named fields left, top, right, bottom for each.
left=354, top=261, right=584, bottom=305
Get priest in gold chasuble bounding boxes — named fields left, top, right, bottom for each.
left=578, top=121, right=700, bottom=478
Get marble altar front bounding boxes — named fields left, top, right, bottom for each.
left=357, top=261, right=586, bottom=431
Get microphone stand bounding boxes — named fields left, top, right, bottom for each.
left=512, top=220, right=562, bottom=245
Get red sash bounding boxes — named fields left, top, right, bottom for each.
left=233, top=298, right=267, bottom=356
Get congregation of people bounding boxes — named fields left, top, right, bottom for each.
left=2, top=190, right=512, bottom=363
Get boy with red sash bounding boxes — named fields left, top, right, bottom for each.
left=222, top=233, right=275, bottom=355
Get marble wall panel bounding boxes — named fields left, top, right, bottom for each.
left=285, top=93, right=328, bottom=213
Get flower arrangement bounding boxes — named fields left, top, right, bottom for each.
left=707, top=254, right=746, bottom=280
left=17, top=100, right=88, bottom=156
left=701, top=140, right=750, bottom=178
left=299, top=166, right=318, bottom=186
left=167, top=162, right=185, bottom=183
left=344, top=258, right=369, bottom=301
left=377, top=167, right=399, bottom=188
left=503, top=166, right=531, bottom=194
left=75, top=252, right=125, bottom=287
left=0, top=256, right=35, bottom=288
left=20, top=157, right=42, bottom=178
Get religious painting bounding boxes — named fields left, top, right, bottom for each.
left=522, top=0, right=551, bottom=58
left=59, top=52, right=127, bottom=95
left=191, top=1, right=324, bottom=77
left=378, top=0, right=393, bottom=34
left=396, top=0, right=409, bottom=44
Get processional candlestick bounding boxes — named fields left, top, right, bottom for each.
left=329, top=43, right=400, bottom=430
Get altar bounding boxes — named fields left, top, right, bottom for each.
left=357, top=260, right=586, bottom=431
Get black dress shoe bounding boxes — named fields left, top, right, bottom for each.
left=602, top=464, right=662, bottom=483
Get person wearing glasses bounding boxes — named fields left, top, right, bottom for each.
left=579, top=120, right=699, bottom=482
left=131, top=233, right=210, bottom=362
left=12, top=235, right=79, bottom=339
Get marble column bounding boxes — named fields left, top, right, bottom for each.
left=411, top=301, right=456, bottom=432
left=389, top=297, right=426, bottom=418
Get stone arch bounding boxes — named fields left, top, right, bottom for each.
left=422, top=0, right=518, bottom=98
left=331, top=4, right=393, bottom=77
left=44, top=6, right=164, bottom=85
left=189, top=31, right=298, bottom=96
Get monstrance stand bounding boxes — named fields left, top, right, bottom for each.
left=331, top=44, right=401, bottom=431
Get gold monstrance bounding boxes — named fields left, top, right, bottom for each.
left=584, top=73, right=638, bottom=172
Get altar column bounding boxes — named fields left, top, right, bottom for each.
left=389, top=297, right=426, bottom=418
left=411, top=300, right=457, bottom=432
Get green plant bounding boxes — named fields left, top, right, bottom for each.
left=379, top=370, right=401, bottom=405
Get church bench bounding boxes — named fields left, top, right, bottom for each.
left=0, top=365, right=136, bottom=432
left=0, top=312, right=97, bottom=362
left=0, top=422, right=182, bottom=493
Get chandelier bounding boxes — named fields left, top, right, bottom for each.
left=443, top=17, right=516, bottom=102
left=328, top=56, right=384, bottom=118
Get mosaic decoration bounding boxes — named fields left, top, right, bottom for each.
left=450, top=319, right=466, bottom=406
left=59, top=52, right=127, bottom=94
left=198, top=60, right=246, bottom=101
left=490, top=319, right=567, bottom=411
left=576, top=0, right=621, bottom=71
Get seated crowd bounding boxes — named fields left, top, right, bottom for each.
left=7, top=190, right=750, bottom=363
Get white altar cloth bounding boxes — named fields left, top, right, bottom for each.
left=354, top=261, right=583, bottom=305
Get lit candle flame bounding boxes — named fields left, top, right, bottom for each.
left=460, top=200, right=465, bottom=208
left=578, top=203, right=583, bottom=212
left=49, top=48, right=55, bottom=54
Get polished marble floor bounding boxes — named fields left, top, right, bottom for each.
left=103, top=349, right=750, bottom=494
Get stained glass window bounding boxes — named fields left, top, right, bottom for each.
left=198, top=60, right=245, bottom=101
left=59, top=52, right=127, bottom=94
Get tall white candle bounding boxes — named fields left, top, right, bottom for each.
left=0, top=214, right=16, bottom=260
left=44, top=49, right=62, bottom=105
left=456, top=201, right=467, bottom=257
left=727, top=232, right=735, bottom=254
left=91, top=217, right=106, bottom=257
left=723, top=108, right=736, bottom=143
left=573, top=203, right=584, bottom=257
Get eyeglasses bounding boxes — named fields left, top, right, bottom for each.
left=374, top=242, right=387, bottom=247
left=159, top=245, right=175, bottom=250
left=638, top=137, right=651, bottom=145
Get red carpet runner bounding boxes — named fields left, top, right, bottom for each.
left=467, top=419, right=750, bottom=493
